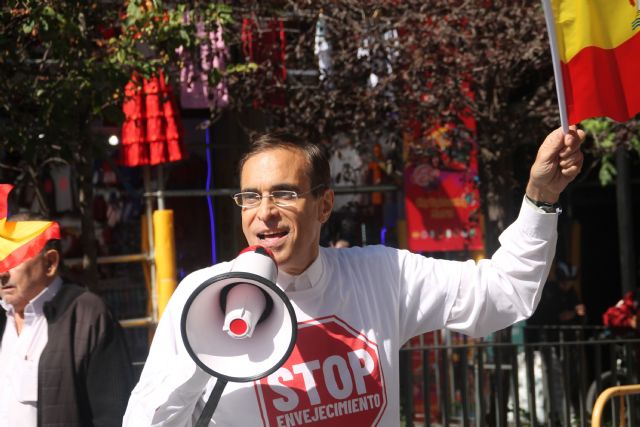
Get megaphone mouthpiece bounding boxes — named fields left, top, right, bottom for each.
left=222, top=283, right=268, bottom=339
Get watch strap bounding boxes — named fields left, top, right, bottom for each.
left=525, top=195, right=562, bottom=214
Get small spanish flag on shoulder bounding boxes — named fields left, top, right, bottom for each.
left=0, top=184, right=61, bottom=273
left=543, top=0, right=640, bottom=125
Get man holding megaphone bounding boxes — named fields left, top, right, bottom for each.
left=124, top=126, right=584, bottom=426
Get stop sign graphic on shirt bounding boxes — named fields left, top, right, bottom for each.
left=254, top=316, right=387, bottom=427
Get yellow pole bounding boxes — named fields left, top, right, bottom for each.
left=153, top=209, right=177, bottom=319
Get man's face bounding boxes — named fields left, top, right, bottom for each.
left=240, top=148, right=333, bottom=275
left=0, top=250, right=53, bottom=313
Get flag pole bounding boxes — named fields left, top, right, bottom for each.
left=541, top=0, right=570, bottom=133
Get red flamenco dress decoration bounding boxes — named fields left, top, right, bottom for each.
left=120, top=71, right=186, bottom=167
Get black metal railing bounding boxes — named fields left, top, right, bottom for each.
left=400, top=326, right=640, bottom=427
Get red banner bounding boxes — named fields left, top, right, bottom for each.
left=403, top=126, right=483, bottom=253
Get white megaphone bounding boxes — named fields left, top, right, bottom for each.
left=180, top=246, right=297, bottom=426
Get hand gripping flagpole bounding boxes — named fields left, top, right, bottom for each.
left=541, top=0, right=570, bottom=134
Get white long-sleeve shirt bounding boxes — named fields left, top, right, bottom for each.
left=0, top=277, right=62, bottom=427
left=124, top=199, right=558, bottom=426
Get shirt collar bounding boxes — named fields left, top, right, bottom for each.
left=0, top=296, right=10, bottom=313
left=277, top=252, right=324, bottom=292
left=29, top=276, right=62, bottom=315
left=0, top=276, right=62, bottom=315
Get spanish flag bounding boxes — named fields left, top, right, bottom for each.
left=544, top=0, right=640, bottom=125
left=0, top=184, right=61, bottom=273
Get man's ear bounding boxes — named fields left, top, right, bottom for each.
left=318, top=189, right=334, bottom=224
left=43, top=249, right=60, bottom=278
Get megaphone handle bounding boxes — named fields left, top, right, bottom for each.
left=195, top=378, right=228, bottom=427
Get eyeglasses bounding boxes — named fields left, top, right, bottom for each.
left=232, top=185, right=325, bottom=208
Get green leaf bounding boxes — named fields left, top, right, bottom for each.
left=43, top=6, right=56, bottom=17
left=179, top=29, right=189, bottom=43
left=126, top=1, right=143, bottom=22
left=22, top=22, right=35, bottom=34
left=599, top=133, right=615, bottom=150
left=582, top=117, right=616, bottom=151
left=227, top=63, right=258, bottom=74
left=598, top=157, right=617, bottom=186
left=208, top=69, right=222, bottom=85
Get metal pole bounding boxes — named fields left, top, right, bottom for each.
left=120, top=316, right=154, bottom=328
left=144, top=166, right=158, bottom=324
left=495, top=345, right=505, bottom=427
left=579, top=332, right=589, bottom=427
left=615, top=147, right=637, bottom=294
left=460, top=343, right=469, bottom=427
left=144, top=184, right=399, bottom=199
left=511, top=348, right=521, bottom=427
left=440, top=347, right=451, bottom=427
left=401, top=350, right=414, bottom=427
left=157, top=164, right=165, bottom=210
left=560, top=332, right=571, bottom=427
left=475, top=347, right=485, bottom=427
left=423, top=348, right=431, bottom=427
left=525, top=345, right=538, bottom=427
left=541, top=0, right=569, bottom=133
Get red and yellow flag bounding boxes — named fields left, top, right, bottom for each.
left=0, top=184, right=61, bottom=273
left=547, top=0, right=640, bottom=124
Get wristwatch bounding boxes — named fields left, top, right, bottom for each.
left=525, top=195, right=562, bottom=214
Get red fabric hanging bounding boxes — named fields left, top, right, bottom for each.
left=120, top=71, right=185, bottom=167
left=241, top=17, right=287, bottom=108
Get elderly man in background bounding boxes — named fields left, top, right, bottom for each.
left=0, top=208, right=133, bottom=427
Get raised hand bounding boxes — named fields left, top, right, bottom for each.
left=526, top=125, right=585, bottom=204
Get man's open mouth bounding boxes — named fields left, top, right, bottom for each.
left=258, top=230, right=288, bottom=240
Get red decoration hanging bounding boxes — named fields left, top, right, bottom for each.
left=120, top=71, right=186, bottom=167
left=241, top=17, right=287, bottom=108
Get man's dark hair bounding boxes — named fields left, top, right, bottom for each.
left=237, top=131, right=331, bottom=197
left=7, top=211, right=62, bottom=256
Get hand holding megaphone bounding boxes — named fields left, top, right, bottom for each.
left=180, top=246, right=297, bottom=426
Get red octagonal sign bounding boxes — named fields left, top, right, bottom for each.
left=253, top=315, right=387, bottom=426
